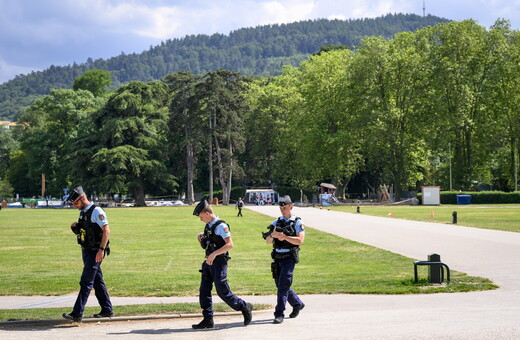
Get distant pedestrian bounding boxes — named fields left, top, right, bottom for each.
left=62, top=186, right=113, bottom=323
left=191, top=199, right=253, bottom=329
left=264, top=195, right=305, bottom=324
left=236, top=197, right=244, bottom=217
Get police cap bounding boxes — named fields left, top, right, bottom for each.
left=278, top=195, right=293, bottom=206
left=193, top=199, right=209, bottom=216
left=67, top=186, right=85, bottom=202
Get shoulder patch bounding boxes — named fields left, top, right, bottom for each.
left=98, top=214, right=105, bottom=221
left=223, top=227, right=230, bottom=233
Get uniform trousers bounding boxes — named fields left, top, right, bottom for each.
left=274, top=256, right=303, bottom=317
left=72, top=249, right=113, bottom=317
left=199, top=257, right=247, bottom=318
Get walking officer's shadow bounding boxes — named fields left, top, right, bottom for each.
left=109, top=318, right=274, bottom=335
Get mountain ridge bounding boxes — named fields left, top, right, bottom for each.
left=0, top=13, right=450, bottom=120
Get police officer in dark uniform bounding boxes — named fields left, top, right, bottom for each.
left=62, top=186, right=113, bottom=322
left=264, top=195, right=305, bottom=324
left=192, top=199, right=253, bottom=329
left=236, top=197, right=244, bottom=217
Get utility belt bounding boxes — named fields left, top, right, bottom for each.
left=270, top=248, right=300, bottom=280
left=271, top=247, right=299, bottom=263
left=204, top=243, right=231, bottom=261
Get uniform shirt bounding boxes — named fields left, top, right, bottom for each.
left=209, top=217, right=231, bottom=239
left=83, top=203, right=109, bottom=227
left=271, top=215, right=304, bottom=253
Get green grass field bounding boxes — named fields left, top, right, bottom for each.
left=0, top=206, right=496, bottom=299
left=330, top=204, right=520, bottom=233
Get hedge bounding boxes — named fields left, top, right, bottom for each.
left=417, top=191, right=520, bottom=204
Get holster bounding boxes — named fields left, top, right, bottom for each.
left=271, top=262, right=280, bottom=280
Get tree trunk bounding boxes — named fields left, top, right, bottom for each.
left=213, top=135, right=229, bottom=205
left=186, top=139, right=195, bottom=204
left=208, top=111, right=214, bottom=202
left=133, top=178, right=146, bottom=207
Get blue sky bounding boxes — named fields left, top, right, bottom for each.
left=1, top=0, right=519, bottom=84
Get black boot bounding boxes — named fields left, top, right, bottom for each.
left=242, top=302, right=253, bottom=326
left=192, top=317, right=214, bottom=329
left=289, top=303, right=305, bottom=318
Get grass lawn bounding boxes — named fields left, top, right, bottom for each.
left=330, top=204, right=520, bottom=233
left=0, top=206, right=495, bottom=298
left=0, top=302, right=273, bottom=322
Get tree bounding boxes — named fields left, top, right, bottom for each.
left=163, top=71, right=205, bottom=204
left=0, top=133, right=18, bottom=180
left=0, top=179, right=13, bottom=200
left=347, top=32, right=431, bottom=200
left=73, top=70, right=112, bottom=97
left=88, top=81, right=177, bottom=206
left=197, top=70, right=249, bottom=205
left=296, top=49, right=363, bottom=198
left=16, top=89, right=100, bottom=197
left=425, top=20, right=502, bottom=190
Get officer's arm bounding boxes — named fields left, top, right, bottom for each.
left=206, top=237, right=233, bottom=265
left=95, top=224, right=110, bottom=262
left=99, top=224, right=110, bottom=249
left=276, top=231, right=304, bottom=246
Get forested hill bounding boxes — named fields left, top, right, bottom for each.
left=0, top=13, right=450, bottom=120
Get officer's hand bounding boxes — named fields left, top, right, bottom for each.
left=95, top=249, right=104, bottom=263
left=271, top=230, right=284, bottom=240
left=206, top=253, right=216, bottom=265
left=197, top=232, right=204, bottom=243
left=71, top=222, right=77, bottom=228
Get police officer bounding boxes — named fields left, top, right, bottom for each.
left=192, top=199, right=253, bottom=329
left=62, top=186, right=113, bottom=322
left=265, top=195, right=305, bottom=324
left=236, top=197, right=244, bottom=217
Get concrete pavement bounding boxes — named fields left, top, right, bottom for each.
left=1, top=205, right=520, bottom=339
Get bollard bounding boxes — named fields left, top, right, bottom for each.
left=452, top=211, right=457, bottom=224
left=428, top=253, right=442, bottom=283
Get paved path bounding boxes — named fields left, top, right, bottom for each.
left=2, top=206, right=520, bottom=339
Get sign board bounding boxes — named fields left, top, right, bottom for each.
left=422, top=186, right=440, bottom=205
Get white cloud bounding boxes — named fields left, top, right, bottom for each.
left=0, top=57, right=41, bottom=85
left=1, top=0, right=520, bottom=84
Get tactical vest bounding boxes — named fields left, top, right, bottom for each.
left=273, top=217, right=301, bottom=250
left=77, top=205, right=104, bottom=250
left=203, top=219, right=229, bottom=258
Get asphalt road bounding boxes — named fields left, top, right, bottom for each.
left=2, top=205, right=520, bottom=339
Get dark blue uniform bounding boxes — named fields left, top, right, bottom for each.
left=70, top=204, right=112, bottom=318
left=199, top=218, right=247, bottom=318
left=271, top=216, right=304, bottom=319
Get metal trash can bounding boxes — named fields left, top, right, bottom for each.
left=456, top=194, right=472, bottom=204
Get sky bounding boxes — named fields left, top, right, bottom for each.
left=1, top=0, right=519, bottom=84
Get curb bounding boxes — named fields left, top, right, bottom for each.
left=0, top=311, right=244, bottom=328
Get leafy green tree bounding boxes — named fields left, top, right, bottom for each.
left=16, top=89, right=100, bottom=197
left=197, top=70, right=249, bottom=205
left=0, top=179, right=14, bottom=200
left=348, top=33, right=431, bottom=200
left=484, top=20, right=520, bottom=191
left=72, top=70, right=112, bottom=97
left=6, top=150, right=37, bottom=198
left=0, top=133, right=18, bottom=180
left=296, top=49, right=363, bottom=198
left=88, top=81, right=177, bottom=206
left=425, top=20, right=503, bottom=190
left=163, top=71, right=204, bottom=204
